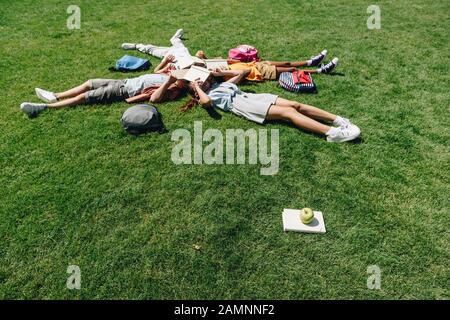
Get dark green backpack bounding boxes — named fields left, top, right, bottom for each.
left=120, top=104, right=164, bottom=135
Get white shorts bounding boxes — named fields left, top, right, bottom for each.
left=230, top=92, right=278, bottom=124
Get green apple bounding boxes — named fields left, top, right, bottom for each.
left=300, top=208, right=314, bottom=224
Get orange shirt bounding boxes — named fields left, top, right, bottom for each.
left=228, top=61, right=263, bottom=81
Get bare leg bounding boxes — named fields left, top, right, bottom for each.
left=275, top=98, right=336, bottom=122
left=275, top=67, right=319, bottom=78
left=266, top=61, right=308, bottom=67
left=55, top=81, right=91, bottom=100
left=266, top=105, right=330, bottom=135
left=301, top=69, right=318, bottom=74
left=275, top=66, right=296, bottom=78
left=47, top=93, right=86, bottom=109
left=267, top=49, right=327, bottom=68
left=276, top=67, right=296, bottom=73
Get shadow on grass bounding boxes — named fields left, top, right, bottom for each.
left=327, top=72, right=345, bottom=77
left=27, top=113, right=39, bottom=119
left=267, top=119, right=324, bottom=140
left=267, top=119, right=364, bottom=144
left=202, top=106, right=222, bottom=120
left=347, top=136, right=363, bottom=144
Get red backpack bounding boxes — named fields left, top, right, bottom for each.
left=228, top=45, right=259, bottom=62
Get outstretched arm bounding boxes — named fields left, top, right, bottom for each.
left=211, top=69, right=249, bottom=84
left=149, top=75, right=177, bottom=103
left=154, top=54, right=176, bottom=73
left=193, top=80, right=212, bottom=108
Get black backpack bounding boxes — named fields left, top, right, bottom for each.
left=120, top=104, right=165, bottom=135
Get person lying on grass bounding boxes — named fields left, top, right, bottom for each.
left=121, top=29, right=338, bottom=81
left=122, top=29, right=201, bottom=67
left=20, top=66, right=186, bottom=117
left=195, top=50, right=338, bottom=82
left=181, top=69, right=361, bottom=143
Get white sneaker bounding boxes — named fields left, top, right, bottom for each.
left=20, top=102, right=48, bottom=116
left=121, top=43, right=136, bottom=50
left=333, top=115, right=351, bottom=127
left=173, top=28, right=184, bottom=39
left=326, top=124, right=361, bottom=143
left=35, top=88, right=57, bottom=103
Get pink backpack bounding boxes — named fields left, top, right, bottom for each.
left=228, top=45, right=259, bottom=62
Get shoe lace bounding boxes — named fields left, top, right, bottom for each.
left=339, top=126, right=351, bottom=137
left=323, top=62, right=333, bottom=70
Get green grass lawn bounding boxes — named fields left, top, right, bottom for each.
left=0, top=0, right=449, bottom=299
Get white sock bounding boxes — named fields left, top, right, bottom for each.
left=306, top=59, right=312, bottom=66
left=333, top=115, right=351, bottom=127
left=326, top=127, right=339, bottom=136
left=333, top=116, right=344, bottom=126
left=316, top=67, right=322, bottom=73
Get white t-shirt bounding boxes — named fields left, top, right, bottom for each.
left=168, top=46, right=191, bottom=60
left=124, top=74, right=169, bottom=97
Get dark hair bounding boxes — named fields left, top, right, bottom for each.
left=180, top=84, right=199, bottom=112
left=180, top=77, right=215, bottom=112
left=180, top=98, right=199, bottom=112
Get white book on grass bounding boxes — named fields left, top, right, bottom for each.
left=282, top=209, right=326, bottom=234
left=183, top=66, right=211, bottom=83
left=205, top=59, right=228, bottom=70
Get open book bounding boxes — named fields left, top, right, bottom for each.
left=174, top=55, right=205, bottom=70
left=204, top=59, right=228, bottom=70
left=171, top=66, right=211, bottom=83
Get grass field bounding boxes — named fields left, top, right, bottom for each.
left=0, top=0, right=449, bottom=299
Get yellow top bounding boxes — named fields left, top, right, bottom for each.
left=228, top=61, right=263, bottom=81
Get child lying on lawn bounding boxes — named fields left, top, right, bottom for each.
left=181, top=69, right=360, bottom=143
left=122, top=29, right=202, bottom=68
left=20, top=71, right=186, bottom=117
left=121, top=29, right=338, bottom=81
left=196, top=50, right=338, bottom=81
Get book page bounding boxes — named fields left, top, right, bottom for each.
left=183, top=66, right=211, bottom=83
left=205, top=59, right=229, bottom=70
left=175, top=56, right=195, bottom=70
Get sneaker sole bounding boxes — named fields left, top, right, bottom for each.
left=326, top=133, right=360, bottom=143
left=121, top=43, right=136, bottom=50
left=35, top=89, right=56, bottom=103
left=173, top=29, right=184, bottom=38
